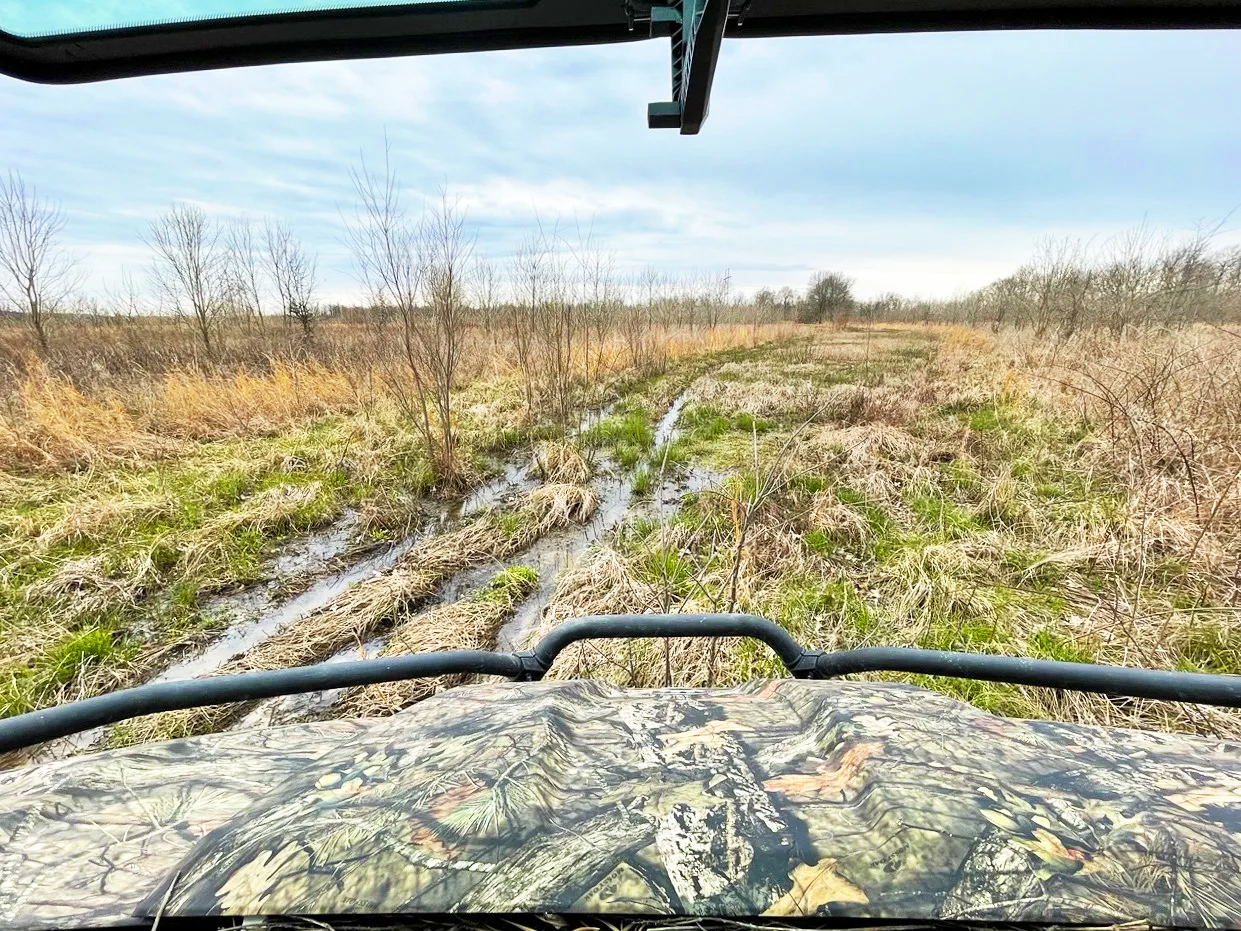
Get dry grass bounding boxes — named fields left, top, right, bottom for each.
left=524, top=324, right=1241, bottom=738
left=0, top=361, right=371, bottom=473
left=146, top=363, right=364, bottom=440
left=337, top=566, right=537, bottom=717
left=689, top=372, right=917, bottom=426
left=0, top=316, right=797, bottom=476
left=21, top=491, right=181, bottom=551
left=0, top=368, right=175, bottom=471
left=530, top=440, right=593, bottom=484
left=115, top=484, right=596, bottom=743
left=11, top=319, right=1241, bottom=753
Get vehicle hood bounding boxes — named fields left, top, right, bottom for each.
left=1, top=678, right=1240, bottom=929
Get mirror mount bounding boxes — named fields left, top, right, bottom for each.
left=643, top=0, right=731, bottom=134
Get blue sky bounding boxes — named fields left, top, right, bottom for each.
left=1, top=21, right=1239, bottom=301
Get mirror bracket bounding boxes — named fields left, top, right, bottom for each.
left=645, top=0, right=730, bottom=134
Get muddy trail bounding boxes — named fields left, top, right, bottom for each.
left=156, top=461, right=539, bottom=687
left=20, top=388, right=720, bottom=760
left=238, top=391, right=719, bottom=728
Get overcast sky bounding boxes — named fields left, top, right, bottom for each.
left=1, top=23, right=1239, bottom=302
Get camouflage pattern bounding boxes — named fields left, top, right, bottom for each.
left=3, top=678, right=1241, bottom=929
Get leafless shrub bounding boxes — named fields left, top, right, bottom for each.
left=347, top=149, right=470, bottom=486
left=146, top=203, right=226, bottom=353
left=264, top=218, right=319, bottom=338
left=0, top=171, right=78, bottom=352
left=222, top=217, right=266, bottom=332
left=885, top=222, right=1241, bottom=333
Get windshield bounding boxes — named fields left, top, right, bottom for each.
left=0, top=20, right=1237, bottom=749
left=0, top=17, right=1240, bottom=930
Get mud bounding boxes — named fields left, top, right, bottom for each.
left=87, top=391, right=716, bottom=745
left=160, top=448, right=540, bottom=686
left=156, top=539, right=417, bottom=684
left=490, top=392, right=702, bottom=649
left=250, top=392, right=711, bottom=726
left=3, top=388, right=735, bottom=766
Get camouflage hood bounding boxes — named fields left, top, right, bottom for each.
left=2, top=678, right=1241, bottom=929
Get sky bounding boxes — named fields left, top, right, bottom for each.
left=1, top=11, right=1240, bottom=303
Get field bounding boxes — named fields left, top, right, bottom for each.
left=2, top=315, right=1240, bottom=766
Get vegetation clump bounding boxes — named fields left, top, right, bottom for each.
left=338, top=565, right=538, bottom=718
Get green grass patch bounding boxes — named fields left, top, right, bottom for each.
left=1030, top=627, right=1095, bottom=664
left=480, top=566, right=539, bottom=605
left=917, top=614, right=1004, bottom=652
left=582, top=411, right=655, bottom=469
left=1175, top=621, right=1241, bottom=676
left=632, top=465, right=656, bottom=498
left=0, top=624, right=122, bottom=717
left=633, top=546, right=699, bottom=600
left=681, top=405, right=776, bottom=445
left=907, top=490, right=985, bottom=540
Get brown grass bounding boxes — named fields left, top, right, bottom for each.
left=0, top=316, right=799, bottom=476
left=14, top=320, right=1240, bottom=752
left=521, top=324, right=1241, bottom=738
left=0, top=368, right=175, bottom=471
left=690, top=372, right=917, bottom=426
left=337, top=568, right=538, bottom=718
left=116, top=483, right=596, bottom=743
left=523, top=544, right=759, bottom=687
left=531, top=440, right=592, bottom=485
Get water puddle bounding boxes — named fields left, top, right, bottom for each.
left=122, top=392, right=704, bottom=739
left=270, top=512, right=360, bottom=578
left=654, top=391, right=690, bottom=447
left=156, top=536, right=420, bottom=683
left=495, top=392, right=698, bottom=650
left=159, top=449, right=540, bottom=686
left=577, top=399, right=619, bottom=433
left=446, top=460, right=539, bottom=525
left=11, top=393, right=721, bottom=765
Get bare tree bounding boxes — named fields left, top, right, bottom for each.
left=774, top=286, right=798, bottom=320
left=531, top=232, right=577, bottom=423
left=509, top=230, right=553, bottom=414
left=223, top=217, right=266, bottom=331
left=0, top=171, right=78, bottom=352
left=1024, top=237, right=1094, bottom=338
left=418, top=190, right=474, bottom=480
left=572, top=226, right=616, bottom=384
left=147, top=203, right=224, bottom=352
left=620, top=268, right=658, bottom=371
left=701, top=270, right=730, bottom=330
left=347, top=149, right=469, bottom=485
left=472, top=254, right=503, bottom=340
left=263, top=218, right=318, bottom=338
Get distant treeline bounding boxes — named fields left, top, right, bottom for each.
left=851, top=225, right=1241, bottom=334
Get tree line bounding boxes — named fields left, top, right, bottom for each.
left=855, top=226, right=1241, bottom=335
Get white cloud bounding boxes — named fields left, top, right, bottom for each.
left=1, top=29, right=1238, bottom=306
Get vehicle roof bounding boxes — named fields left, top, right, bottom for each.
left=3, top=0, right=1241, bottom=85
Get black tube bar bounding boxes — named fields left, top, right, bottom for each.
left=816, top=647, right=1241, bottom=706
left=4, top=615, right=1241, bottom=755
left=0, top=650, right=522, bottom=754
left=527, top=613, right=820, bottom=675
